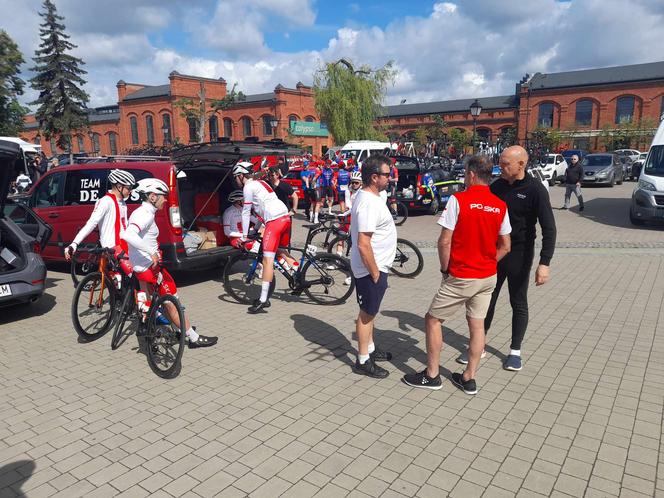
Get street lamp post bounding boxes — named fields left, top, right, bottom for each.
left=270, top=118, right=278, bottom=140
left=469, top=99, right=482, bottom=154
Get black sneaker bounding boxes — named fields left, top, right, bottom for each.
left=353, top=358, right=389, bottom=379
left=188, top=335, right=218, bottom=348
left=451, top=372, right=477, bottom=395
left=248, top=299, right=270, bottom=314
left=370, top=348, right=392, bottom=362
left=579, top=206, right=584, bottom=212
left=402, top=369, right=442, bottom=390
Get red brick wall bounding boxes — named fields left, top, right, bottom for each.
left=517, top=80, right=664, bottom=148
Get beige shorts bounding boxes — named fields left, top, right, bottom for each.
left=428, top=274, right=497, bottom=320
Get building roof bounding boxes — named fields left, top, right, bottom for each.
left=529, top=60, right=664, bottom=90
left=123, top=84, right=171, bottom=101
left=381, top=95, right=517, bottom=118
left=239, top=92, right=276, bottom=103
left=22, top=106, right=120, bottom=131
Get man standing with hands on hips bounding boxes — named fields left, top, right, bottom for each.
left=351, top=155, right=397, bottom=379
left=457, top=146, right=556, bottom=371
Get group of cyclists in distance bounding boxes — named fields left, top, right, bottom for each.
left=64, top=150, right=402, bottom=343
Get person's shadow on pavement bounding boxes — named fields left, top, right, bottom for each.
left=291, top=314, right=354, bottom=366
left=0, top=460, right=36, bottom=498
left=381, top=309, right=507, bottom=364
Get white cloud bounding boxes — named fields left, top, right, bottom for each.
left=3, top=0, right=664, bottom=111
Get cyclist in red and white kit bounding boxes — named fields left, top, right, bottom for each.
left=123, top=178, right=217, bottom=348
left=233, top=162, right=298, bottom=314
left=223, top=190, right=261, bottom=250
left=65, top=169, right=135, bottom=278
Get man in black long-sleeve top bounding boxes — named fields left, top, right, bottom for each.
left=456, top=146, right=556, bottom=371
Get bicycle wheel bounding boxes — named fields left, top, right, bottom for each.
left=223, top=252, right=276, bottom=305
left=111, top=286, right=135, bottom=350
left=70, top=252, right=98, bottom=286
left=301, top=254, right=354, bottom=305
left=390, top=201, right=408, bottom=226
left=145, top=294, right=186, bottom=379
left=326, top=235, right=351, bottom=258
left=71, top=272, right=117, bottom=342
left=391, top=238, right=424, bottom=278
left=307, top=228, right=335, bottom=252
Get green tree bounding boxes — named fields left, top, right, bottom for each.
left=174, top=82, right=245, bottom=143
left=428, top=114, right=448, bottom=141
left=448, top=128, right=469, bottom=154
left=0, top=30, right=28, bottom=136
left=313, top=58, right=396, bottom=145
left=30, top=0, right=89, bottom=151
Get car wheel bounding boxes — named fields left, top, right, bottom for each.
left=630, top=209, right=645, bottom=226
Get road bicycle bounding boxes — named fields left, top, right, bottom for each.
left=325, top=232, right=424, bottom=278
left=70, top=247, right=185, bottom=378
left=69, top=242, right=102, bottom=286
left=388, top=199, right=408, bottom=226
left=110, top=267, right=186, bottom=379
left=223, top=227, right=355, bottom=306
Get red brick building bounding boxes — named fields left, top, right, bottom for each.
left=21, top=60, right=664, bottom=156
left=22, top=71, right=331, bottom=156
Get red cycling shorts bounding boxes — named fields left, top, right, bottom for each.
left=262, top=215, right=291, bottom=256
left=135, top=267, right=177, bottom=296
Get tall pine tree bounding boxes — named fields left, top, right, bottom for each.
left=29, top=0, right=89, bottom=150
left=0, top=30, right=28, bottom=136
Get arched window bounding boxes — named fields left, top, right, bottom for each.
left=161, top=114, right=172, bottom=144
left=209, top=115, right=219, bottom=141
left=91, top=133, right=100, bottom=153
left=537, top=103, right=554, bottom=128
left=188, top=117, right=198, bottom=143
left=242, top=117, right=252, bottom=137
left=145, top=114, right=155, bottom=145
left=108, top=133, right=118, bottom=155
left=476, top=128, right=491, bottom=145
left=129, top=116, right=139, bottom=145
left=263, top=115, right=275, bottom=136
left=575, top=99, right=593, bottom=126
left=305, top=116, right=315, bottom=122
left=616, top=96, right=635, bottom=124
left=223, top=118, right=233, bottom=138
left=288, top=114, right=298, bottom=131
left=76, top=135, right=85, bottom=153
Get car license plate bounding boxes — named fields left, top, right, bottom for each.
left=0, top=284, right=12, bottom=297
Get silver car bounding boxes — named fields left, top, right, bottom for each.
left=580, top=153, right=623, bottom=186
left=0, top=140, right=52, bottom=307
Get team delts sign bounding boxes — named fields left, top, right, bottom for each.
left=79, top=177, right=101, bottom=203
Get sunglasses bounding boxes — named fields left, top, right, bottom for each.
left=375, top=172, right=391, bottom=177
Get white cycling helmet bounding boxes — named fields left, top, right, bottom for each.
left=350, top=171, right=362, bottom=182
left=232, top=161, right=253, bottom=176
left=134, top=178, right=169, bottom=196
left=108, top=169, right=136, bottom=187
left=228, top=190, right=243, bottom=203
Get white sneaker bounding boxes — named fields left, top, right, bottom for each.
left=455, top=349, right=486, bottom=365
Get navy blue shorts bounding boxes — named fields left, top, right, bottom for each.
left=355, top=272, right=389, bottom=317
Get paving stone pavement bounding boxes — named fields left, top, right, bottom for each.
left=0, top=182, right=662, bottom=497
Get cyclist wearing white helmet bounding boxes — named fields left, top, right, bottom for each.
left=123, top=178, right=217, bottom=348
left=223, top=189, right=261, bottom=249
left=233, top=160, right=297, bottom=313
left=65, top=169, right=136, bottom=275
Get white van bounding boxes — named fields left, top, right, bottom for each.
left=629, top=121, right=664, bottom=225
left=0, top=137, right=42, bottom=174
left=340, top=140, right=397, bottom=165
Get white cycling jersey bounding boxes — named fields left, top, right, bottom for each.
left=223, top=205, right=259, bottom=238
left=241, top=179, right=288, bottom=237
left=72, top=193, right=128, bottom=249
left=123, top=201, right=159, bottom=273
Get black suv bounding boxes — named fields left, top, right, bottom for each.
left=393, top=155, right=464, bottom=214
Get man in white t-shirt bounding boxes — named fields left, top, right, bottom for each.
left=350, top=155, right=397, bottom=379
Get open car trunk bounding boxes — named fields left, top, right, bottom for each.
left=395, top=162, right=420, bottom=200
left=0, top=219, right=28, bottom=273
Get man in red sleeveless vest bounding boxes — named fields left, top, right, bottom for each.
left=404, top=156, right=511, bottom=395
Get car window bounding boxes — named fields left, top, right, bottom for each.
left=582, top=156, right=612, bottom=167
left=644, top=146, right=664, bottom=177
left=64, top=169, right=109, bottom=205
left=3, top=200, right=41, bottom=226
left=546, top=156, right=555, bottom=164
left=33, top=172, right=63, bottom=207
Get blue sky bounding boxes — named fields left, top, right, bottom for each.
left=3, top=0, right=664, bottom=108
